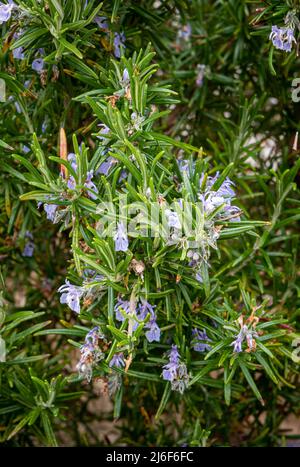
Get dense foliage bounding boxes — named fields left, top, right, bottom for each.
left=0, top=0, right=299, bottom=447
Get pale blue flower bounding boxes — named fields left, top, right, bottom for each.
left=22, top=231, right=34, bottom=257
left=0, top=1, right=14, bottom=24
left=162, top=345, right=180, bottom=382
left=10, top=98, right=21, bottom=113
left=77, top=327, right=104, bottom=381
left=269, top=25, right=296, bottom=52
left=67, top=152, right=77, bottom=171
left=195, top=271, right=203, bottom=283
left=41, top=120, right=47, bottom=133
left=138, top=299, right=156, bottom=320
left=192, top=328, right=211, bottom=352
left=145, top=318, right=161, bottom=342
left=44, top=203, right=58, bottom=223
left=32, top=58, right=45, bottom=73
left=84, top=170, right=98, bottom=200
left=67, top=175, right=76, bottom=190
left=138, top=299, right=160, bottom=342
left=165, top=209, right=181, bottom=229
left=114, top=298, right=131, bottom=322
left=94, top=15, right=108, bottom=29
left=196, top=64, right=206, bottom=87
left=231, top=325, right=258, bottom=353
left=113, top=32, right=125, bottom=58
left=114, top=221, right=129, bottom=252
left=13, top=47, right=25, bottom=60
left=109, top=352, right=125, bottom=368
left=96, top=156, right=116, bottom=175
left=97, top=123, right=110, bottom=143
left=22, top=145, right=30, bottom=154
left=178, top=23, right=192, bottom=41
left=162, top=345, right=189, bottom=393
left=200, top=172, right=241, bottom=220
left=58, top=280, right=85, bottom=314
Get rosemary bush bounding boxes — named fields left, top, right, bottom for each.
left=0, top=0, right=299, bottom=447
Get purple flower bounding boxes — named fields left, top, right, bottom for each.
left=162, top=345, right=189, bottom=393
left=269, top=25, right=296, bottom=52
left=178, top=159, right=195, bottom=175
left=109, top=352, right=125, bottom=368
left=41, top=120, right=47, bottom=133
left=187, top=250, right=200, bottom=267
left=178, top=23, right=192, bottom=41
left=67, top=176, right=76, bottom=190
left=138, top=299, right=156, bottom=320
left=96, top=156, right=116, bottom=175
left=94, top=15, right=109, bottom=30
left=122, top=68, right=129, bottom=83
left=22, top=231, right=34, bottom=257
left=44, top=203, right=58, bottom=223
left=84, top=170, right=98, bottom=200
left=231, top=331, right=243, bottom=353
left=22, top=145, right=30, bottom=154
left=97, top=123, right=110, bottom=143
left=200, top=172, right=240, bottom=220
left=32, top=58, right=45, bottom=73
left=67, top=152, right=77, bottom=171
left=195, top=271, right=203, bottom=283
left=114, top=298, right=131, bottom=322
left=13, top=47, right=25, bottom=60
left=196, top=64, right=206, bottom=87
left=14, top=100, right=21, bottom=113
left=115, top=298, right=160, bottom=339
left=85, top=326, right=102, bottom=348
left=231, top=325, right=258, bottom=353
left=65, top=154, right=98, bottom=199
left=204, top=172, right=235, bottom=198
left=0, top=1, right=14, bottom=24
left=145, top=318, right=161, bottom=343
left=113, top=32, right=126, bottom=58
left=162, top=345, right=180, bottom=381
left=77, top=327, right=104, bottom=381
left=114, top=221, right=129, bottom=252
left=82, top=269, right=103, bottom=283
left=58, top=280, right=85, bottom=314
left=138, top=299, right=160, bottom=342
left=165, top=209, right=181, bottom=229
left=118, top=169, right=127, bottom=182
left=192, top=328, right=211, bottom=352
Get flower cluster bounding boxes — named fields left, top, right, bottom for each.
left=231, top=315, right=259, bottom=353
left=200, top=172, right=241, bottom=220
left=115, top=297, right=161, bottom=343
left=58, top=272, right=103, bottom=314
left=162, top=345, right=189, bottom=394
left=76, top=327, right=105, bottom=381
left=93, top=14, right=126, bottom=58
left=67, top=153, right=98, bottom=200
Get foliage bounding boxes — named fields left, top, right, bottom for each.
left=0, top=0, right=299, bottom=447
